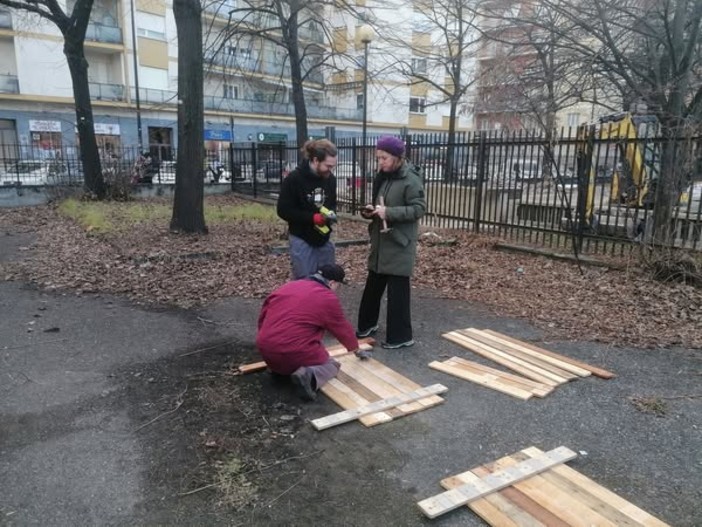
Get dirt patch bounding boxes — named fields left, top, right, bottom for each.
left=116, top=341, right=421, bottom=525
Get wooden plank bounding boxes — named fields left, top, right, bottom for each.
left=469, top=466, right=571, bottom=527
left=429, top=360, right=534, bottom=400
left=236, top=338, right=375, bottom=374
left=455, top=332, right=571, bottom=385
left=468, top=329, right=592, bottom=377
left=350, top=355, right=444, bottom=411
left=442, top=471, right=532, bottom=527
left=482, top=329, right=615, bottom=379
left=320, top=377, right=393, bottom=426
left=310, top=384, right=448, bottom=430
left=460, top=328, right=580, bottom=380
left=443, top=332, right=563, bottom=386
left=522, top=447, right=671, bottom=527
left=417, top=446, right=578, bottom=519
left=446, top=356, right=553, bottom=398
left=485, top=453, right=620, bottom=527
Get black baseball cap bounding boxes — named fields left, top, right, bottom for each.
left=317, top=263, right=346, bottom=284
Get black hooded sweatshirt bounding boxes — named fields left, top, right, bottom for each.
left=276, top=159, right=337, bottom=247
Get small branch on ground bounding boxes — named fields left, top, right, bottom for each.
left=178, top=341, right=238, bottom=358
left=134, top=384, right=188, bottom=432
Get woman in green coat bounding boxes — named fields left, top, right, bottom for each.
left=357, top=136, right=426, bottom=349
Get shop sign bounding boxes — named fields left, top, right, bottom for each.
left=29, top=120, right=62, bottom=133
left=94, top=123, right=121, bottom=136
left=204, top=129, right=232, bottom=141
left=257, top=132, right=287, bottom=143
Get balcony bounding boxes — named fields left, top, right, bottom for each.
left=0, top=74, right=19, bottom=94
left=203, top=95, right=362, bottom=121
left=131, top=87, right=178, bottom=105
left=85, top=22, right=122, bottom=44
left=90, top=82, right=124, bottom=101
left=203, top=0, right=237, bottom=19
left=206, top=51, right=257, bottom=72
left=0, top=9, right=12, bottom=29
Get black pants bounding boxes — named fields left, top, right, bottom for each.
left=358, top=270, right=412, bottom=344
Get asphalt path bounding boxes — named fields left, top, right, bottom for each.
left=1, top=231, right=701, bottom=526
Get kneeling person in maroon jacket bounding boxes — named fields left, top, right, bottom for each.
left=256, top=264, right=359, bottom=401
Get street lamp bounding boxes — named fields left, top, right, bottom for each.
left=129, top=0, right=143, bottom=152
left=358, top=24, right=373, bottom=205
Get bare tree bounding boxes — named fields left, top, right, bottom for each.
left=536, top=0, right=702, bottom=242
left=0, top=0, right=105, bottom=198
left=219, top=0, right=333, bottom=148
left=170, top=0, right=207, bottom=234
left=379, top=0, right=481, bottom=180
left=477, top=2, right=592, bottom=135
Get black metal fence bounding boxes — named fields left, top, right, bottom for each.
left=2, top=126, right=701, bottom=255
left=231, top=128, right=702, bottom=255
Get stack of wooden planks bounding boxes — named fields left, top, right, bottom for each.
left=432, top=328, right=614, bottom=399
left=319, top=352, right=446, bottom=427
left=234, top=338, right=375, bottom=375
left=419, top=446, right=670, bottom=526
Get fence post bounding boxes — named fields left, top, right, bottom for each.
left=250, top=142, right=258, bottom=198
left=473, top=131, right=488, bottom=234
left=351, top=137, right=358, bottom=212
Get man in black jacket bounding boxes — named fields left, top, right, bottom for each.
left=277, top=139, right=338, bottom=279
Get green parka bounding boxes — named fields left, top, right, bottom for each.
left=367, top=162, right=426, bottom=276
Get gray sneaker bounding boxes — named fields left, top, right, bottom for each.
left=291, top=367, right=317, bottom=401
left=356, top=325, right=379, bottom=338
left=381, top=339, right=415, bottom=349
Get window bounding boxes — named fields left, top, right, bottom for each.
left=137, top=12, right=166, bottom=41
left=409, top=97, right=426, bottom=114
left=357, top=93, right=364, bottom=110
left=567, top=113, right=580, bottom=127
left=223, top=84, right=238, bottom=99
left=411, top=58, right=427, bottom=73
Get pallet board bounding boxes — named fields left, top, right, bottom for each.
left=319, top=353, right=446, bottom=427
left=418, top=446, right=578, bottom=519
left=435, top=446, right=669, bottom=526
left=429, top=357, right=553, bottom=400
left=235, top=338, right=375, bottom=374
left=439, top=328, right=614, bottom=398
left=311, top=383, right=448, bottom=430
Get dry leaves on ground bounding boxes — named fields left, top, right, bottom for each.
left=1, top=195, right=700, bottom=349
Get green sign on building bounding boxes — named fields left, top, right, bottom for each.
left=257, top=132, right=288, bottom=143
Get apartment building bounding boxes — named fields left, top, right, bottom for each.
left=472, top=1, right=602, bottom=132
left=0, top=0, right=478, bottom=162
left=325, top=1, right=475, bottom=137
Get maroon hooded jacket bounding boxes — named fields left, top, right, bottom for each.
left=256, top=277, right=358, bottom=375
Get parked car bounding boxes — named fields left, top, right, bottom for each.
left=1, top=159, right=68, bottom=186
left=256, top=159, right=287, bottom=181
left=156, top=160, right=176, bottom=183
left=679, top=181, right=702, bottom=212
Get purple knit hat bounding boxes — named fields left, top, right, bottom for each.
left=376, top=136, right=405, bottom=158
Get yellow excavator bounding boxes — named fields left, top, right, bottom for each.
left=576, top=112, right=660, bottom=225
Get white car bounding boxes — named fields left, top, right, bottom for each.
left=679, top=181, right=702, bottom=213
left=1, top=160, right=68, bottom=186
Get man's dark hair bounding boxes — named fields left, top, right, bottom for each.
left=302, top=139, right=337, bottom=162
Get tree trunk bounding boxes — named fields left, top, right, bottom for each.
left=286, top=14, right=308, bottom=151
left=170, top=0, right=207, bottom=234
left=64, top=34, right=105, bottom=199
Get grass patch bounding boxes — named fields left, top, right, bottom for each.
left=57, top=198, right=279, bottom=234
left=214, top=455, right=258, bottom=509
left=630, top=395, right=668, bottom=417
left=205, top=202, right=278, bottom=224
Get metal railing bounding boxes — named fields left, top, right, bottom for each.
left=231, top=130, right=702, bottom=255
left=85, top=22, right=122, bottom=44
left=2, top=130, right=700, bottom=256
left=0, top=9, right=12, bottom=29
left=89, top=82, right=124, bottom=101
left=0, top=74, right=19, bottom=94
